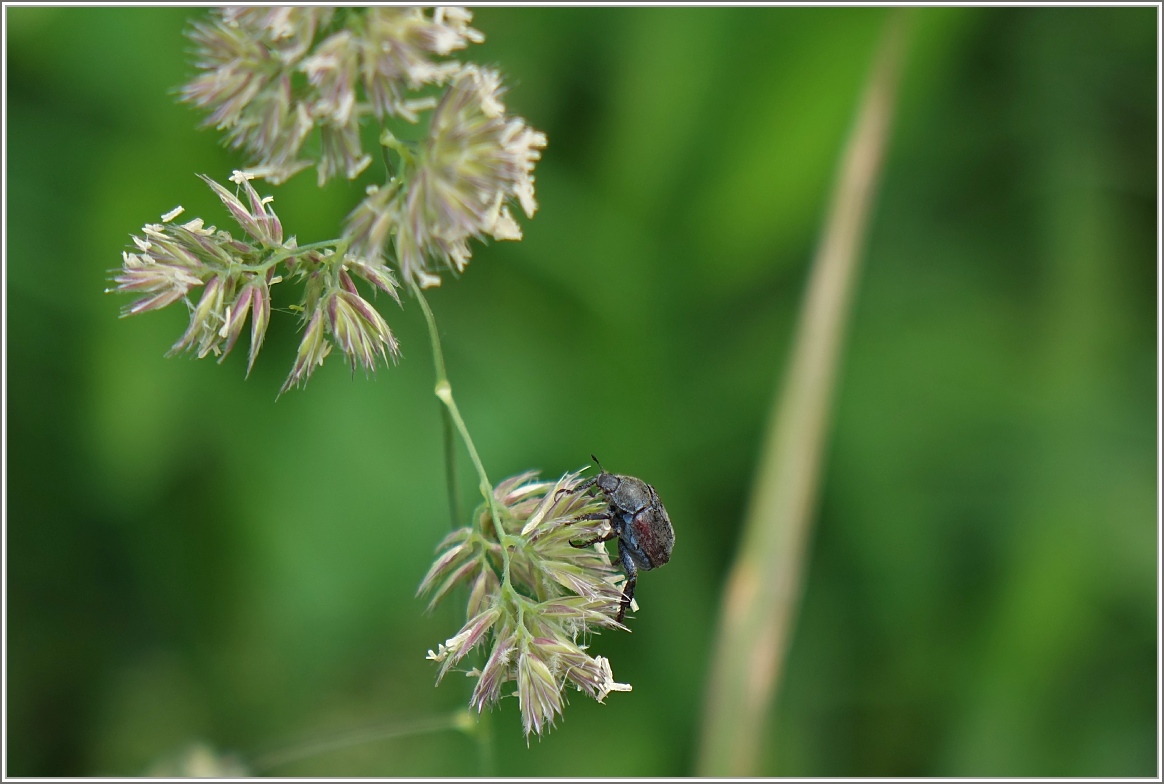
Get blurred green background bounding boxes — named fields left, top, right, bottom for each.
left=6, top=6, right=1157, bottom=777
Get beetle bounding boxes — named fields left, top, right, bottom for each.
left=560, top=455, right=674, bottom=623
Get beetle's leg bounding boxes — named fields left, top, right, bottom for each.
left=616, top=540, right=639, bottom=623
left=555, top=476, right=597, bottom=499
left=564, top=511, right=613, bottom=543
left=566, top=511, right=611, bottom=524
left=569, top=527, right=617, bottom=549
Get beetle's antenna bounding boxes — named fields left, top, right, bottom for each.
left=591, top=454, right=604, bottom=473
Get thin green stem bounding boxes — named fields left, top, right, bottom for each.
left=282, top=237, right=350, bottom=257
left=410, top=279, right=466, bottom=529
left=380, top=137, right=396, bottom=181
left=410, top=282, right=513, bottom=580
left=414, top=282, right=447, bottom=379
left=411, top=281, right=502, bottom=776
left=246, top=710, right=471, bottom=773
left=380, top=128, right=417, bottom=167
left=442, top=408, right=463, bottom=529
left=228, top=237, right=351, bottom=274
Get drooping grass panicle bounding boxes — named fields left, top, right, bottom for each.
left=112, top=6, right=589, bottom=746
left=117, top=7, right=547, bottom=394
left=420, top=470, right=631, bottom=738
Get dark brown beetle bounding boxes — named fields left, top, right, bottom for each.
left=562, top=455, right=674, bottom=623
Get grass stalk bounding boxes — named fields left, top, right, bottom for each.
left=411, top=282, right=501, bottom=774
left=695, top=10, right=910, bottom=776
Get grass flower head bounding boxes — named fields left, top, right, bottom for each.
left=110, top=172, right=402, bottom=391
left=419, top=470, right=633, bottom=739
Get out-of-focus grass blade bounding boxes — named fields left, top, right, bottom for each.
left=696, top=10, right=910, bottom=777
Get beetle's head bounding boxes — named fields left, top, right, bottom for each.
left=591, top=454, right=619, bottom=491
left=595, top=472, right=620, bottom=493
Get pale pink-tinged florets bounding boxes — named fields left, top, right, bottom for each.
left=345, top=64, right=548, bottom=289
left=360, top=6, right=483, bottom=121
left=181, top=7, right=485, bottom=185
left=111, top=174, right=401, bottom=391
left=419, top=470, right=631, bottom=739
